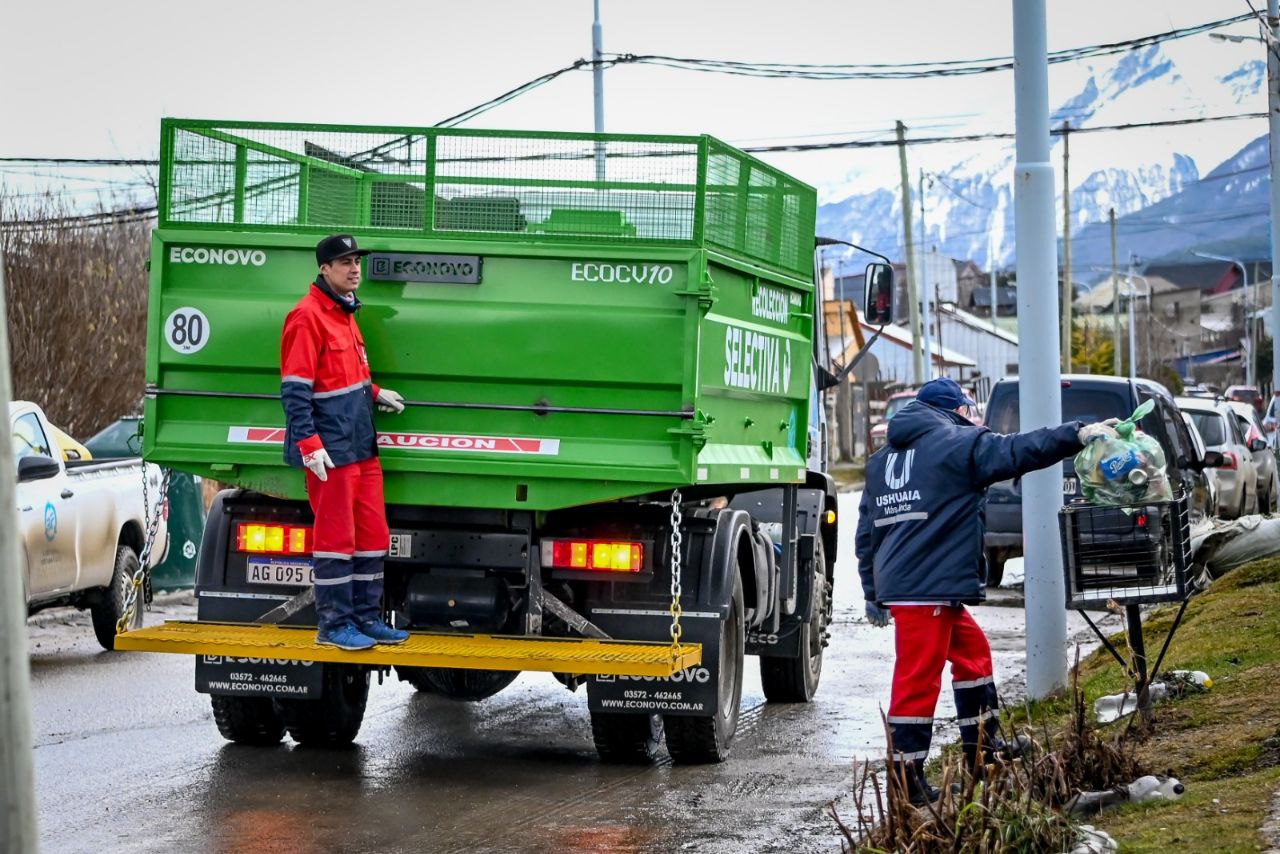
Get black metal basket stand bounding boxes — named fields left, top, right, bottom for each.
left=1058, top=491, right=1195, bottom=719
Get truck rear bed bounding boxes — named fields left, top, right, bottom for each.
left=144, top=121, right=817, bottom=510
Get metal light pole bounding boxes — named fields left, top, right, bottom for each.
left=592, top=0, right=606, bottom=181
left=920, top=171, right=934, bottom=376
left=1195, top=251, right=1251, bottom=385
left=1209, top=14, right=1279, bottom=395
left=0, top=257, right=39, bottom=851
left=1012, top=0, right=1067, bottom=699
left=1270, top=0, right=1280, bottom=398
left=1127, top=254, right=1138, bottom=381
left=1110, top=208, right=1121, bottom=376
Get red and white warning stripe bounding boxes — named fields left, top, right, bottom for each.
left=228, top=427, right=560, bottom=456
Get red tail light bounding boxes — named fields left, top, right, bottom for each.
left=236, top=522, right=313, bottom=555
left=541, top=539, right=644, bottom=572
left=1221, top=451, right=1238, bottom=470
left=1136, top=513, right=1148, bottom=528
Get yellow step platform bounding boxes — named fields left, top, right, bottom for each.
left=116, top=621, right=703, bottom=677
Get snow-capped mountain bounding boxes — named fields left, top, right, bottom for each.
left=814, top=40, right=1268, bottom=279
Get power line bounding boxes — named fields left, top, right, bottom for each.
left=742, top=111, right=1267, bottom=152
left=0, top=205, right=157, bottom=229
left=604, top=13, right=1254, bottom=81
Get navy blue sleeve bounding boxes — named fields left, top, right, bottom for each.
left=280, top=310, right=322, bottom=452
left=855, top=488, right=877, bottom=602
left=969, top=422, right=1085, bottom=488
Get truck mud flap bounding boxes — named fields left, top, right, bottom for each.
left=586, top=611, right=722, bottom=717
left=195, top=654, right=324, bottom=699
left=747, top=618, right=803, bottom=658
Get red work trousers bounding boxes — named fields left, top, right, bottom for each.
left=886, top=605, right=999, bottom=761
left=305, top=457, right=390, bottom=631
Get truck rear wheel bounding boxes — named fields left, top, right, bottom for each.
left=665, top=571, right=744, bottom=765
left=275, top=665, right=369, bottom=747
left=90, top=545, right=143, bottom=651
left=760, top=538, right=829, bottom=702
left=210, top=695, right=285, bottom=745
left=590, top=712, right=664, bottom=764
left=398, top=667, right=518, bottom=700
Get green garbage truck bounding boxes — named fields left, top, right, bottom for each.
left=136, top=119, right=893, bottom=763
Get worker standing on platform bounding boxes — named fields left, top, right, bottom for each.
left=855, top=377, right=1112, bottom=805
left=280, top=234, right=411, bottom=651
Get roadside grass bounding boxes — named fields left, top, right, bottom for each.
left=830, top=461, right=866, bottom=491
left=1008, top=557, right=1280, bottom=852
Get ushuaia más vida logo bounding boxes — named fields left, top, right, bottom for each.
left=884, top=449, right=915, bottom=490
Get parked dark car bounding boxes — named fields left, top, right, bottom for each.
left=981, top=376, right=1220, bottom=587
left=83, top=416, right=206, bottom=590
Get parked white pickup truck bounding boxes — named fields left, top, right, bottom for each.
left=12, top=401, right=169, bottom=650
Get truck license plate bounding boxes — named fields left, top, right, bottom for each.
left=245, top=557, right=313, bottom=587
left=1064, top=477, right=1079, bottom=496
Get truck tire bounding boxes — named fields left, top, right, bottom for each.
left=760, top=538, right=830, bottom=703
left=275, top=665, right=369, bottom=747
left=210, top=695, right=285, bottom=745
left=90, top=545, right=143, bottom=651
left=590, top=712, right=664, bottom=764
left=984, top=549, right=1006, bottom=589
left=399, top=667, right=518, bottom=700
left=665, top=571, right=744, bottom=765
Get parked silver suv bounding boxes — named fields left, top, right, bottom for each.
left=1176, top=397, right=1259, bottom=518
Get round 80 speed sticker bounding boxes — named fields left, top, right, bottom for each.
left=164, top=307, right=211, bottom=354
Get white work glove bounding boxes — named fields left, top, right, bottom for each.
left=376, top=388, right=405, bottom=414
left=301, top=446, right=335, bottom=482
left=1078, top=420, right=1119, bottom=445
left=865, top=602, right=892, bottom=628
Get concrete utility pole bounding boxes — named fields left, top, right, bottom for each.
left=1263, top=2, right=1280, bottom=396
left=0, top=258, right=39, bottom=851
left=897, top=121, right=925, bottom=384
left=1110, top=208, right=1120, bottom=376
left=1061, top=120, right=1073, bottom=372
left=592, top=0, right=606, bottom=181
left=920, top=170, right=934, bottom=375
left=989, top=239, right=1000, bottom=323
left=1012, top=0, right=1068, bottom=699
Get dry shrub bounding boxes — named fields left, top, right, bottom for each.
left=1, top=189, right=153, bottom=438
left=831, top=666, right=1149, bottom=853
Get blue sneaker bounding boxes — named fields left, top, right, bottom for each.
left=316, top=623, right=376, bottom=651
left=359, top=619, right=410, bottom=645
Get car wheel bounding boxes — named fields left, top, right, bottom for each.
left=90, top=545, right=143, bottom=651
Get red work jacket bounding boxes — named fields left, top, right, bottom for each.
left=280, top=280, right=382, bottom=468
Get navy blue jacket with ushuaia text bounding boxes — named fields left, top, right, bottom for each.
left=855, top=401, right=1083, bottom=605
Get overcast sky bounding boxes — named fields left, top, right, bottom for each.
left=2, top=0, right=1266, bottom=202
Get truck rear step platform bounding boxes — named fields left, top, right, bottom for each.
left=117, top=621, right=702, bottom=677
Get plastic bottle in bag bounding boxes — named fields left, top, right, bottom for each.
left=1074, top=400, right=1172, bottom=505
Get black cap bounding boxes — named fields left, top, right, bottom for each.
left=316, top=234, right=370, bottom=267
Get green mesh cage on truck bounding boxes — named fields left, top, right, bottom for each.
left=143, top=119, right=818, bottom=510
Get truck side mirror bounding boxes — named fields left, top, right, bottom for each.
left=864, top=263, right=894, bottom=325
left=18, top=454, right=61, bottom=482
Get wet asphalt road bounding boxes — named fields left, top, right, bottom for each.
left=28, top=492, right=1096, bottom=853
